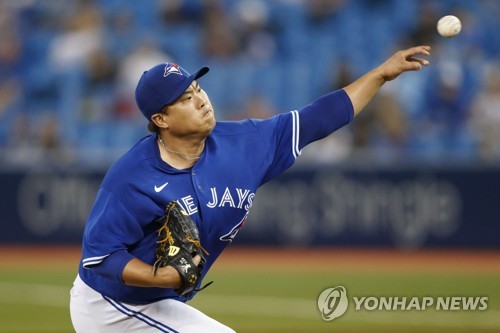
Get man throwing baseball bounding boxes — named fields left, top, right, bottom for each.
left=70, top=45, right=431, bottom=332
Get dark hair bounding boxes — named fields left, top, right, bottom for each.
left=147, top=121, right=159, bottom=133
left=147, top=106, right=168, bottom=133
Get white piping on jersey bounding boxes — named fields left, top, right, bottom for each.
left=291, top=110, right=301, bottom=159
left=82, top=254, right=110, bottom=268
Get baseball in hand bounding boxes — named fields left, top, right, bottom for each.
left=437, top=15, right=462, bottom=38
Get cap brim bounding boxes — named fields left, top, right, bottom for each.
left=165, top=66, right=210, bottom=105
left=194, top=66, right=209, bottom=80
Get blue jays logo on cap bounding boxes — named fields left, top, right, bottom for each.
left=135, top=62, right=209, bottom=120
left=164, top=64, right=183, bottom=77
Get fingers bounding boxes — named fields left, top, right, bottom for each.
left=404, top=46, right=431, bottom=70
left=193, top=254, right=202, bottom=266
left=405, top=45, right=431, bottom=56
left=408, top=56, right=430, bottom=67
left=377, top=45, right=431, bottom=81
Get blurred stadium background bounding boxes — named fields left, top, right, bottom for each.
left=0, top=0, right=499, bottom=332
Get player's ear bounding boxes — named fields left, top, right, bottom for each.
left=151, top=112, right=169, bottom=129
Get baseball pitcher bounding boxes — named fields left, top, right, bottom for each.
left=70, top=46, right=431, bottom=332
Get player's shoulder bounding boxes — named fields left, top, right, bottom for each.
left=212, top=119, right=259, bottom=136
left=116, top=134, right=155, bottom=163
left=104, top=134, right=156, bottom=179
left=212, top=112, right=291, bottom=136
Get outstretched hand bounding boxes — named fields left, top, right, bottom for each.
left=376, top=45, right=431, bottom=81
left=343, top=45, right=431, bottom=117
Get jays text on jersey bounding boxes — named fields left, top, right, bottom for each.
left=78, top=89, right=353, bottom=304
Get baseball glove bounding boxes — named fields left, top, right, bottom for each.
left=153, top=201, right=211, bottom=298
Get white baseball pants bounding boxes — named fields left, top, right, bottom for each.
left=70, top=275, right=235, bottom=333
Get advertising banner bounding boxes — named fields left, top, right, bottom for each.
left=1, top=167, right=499, bottom=248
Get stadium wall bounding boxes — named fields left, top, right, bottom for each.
left=1, top=166, right=499, bottom=249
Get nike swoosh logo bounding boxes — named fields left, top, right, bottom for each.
left=154, top=182, right=169, bottom=193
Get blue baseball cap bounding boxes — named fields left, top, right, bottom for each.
left=135, top=63, right=209, bottom=120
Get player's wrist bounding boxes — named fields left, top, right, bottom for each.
left=370, top=66, right=390, bottom=83
left=155, top=266, right=182, bottom=289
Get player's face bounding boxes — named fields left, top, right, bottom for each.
left=164, top=81, right=215, bottom=137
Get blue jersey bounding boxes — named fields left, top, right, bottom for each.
left=78, top=89, right=353, bottom=304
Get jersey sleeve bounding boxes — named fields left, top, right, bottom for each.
left=251, top=111, right=298, bottom=184
left=255, top=89, right=354, bottom=184
left=81, top=188, right=143, bottom=271
left=298, top=89, right=354, bottom=149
